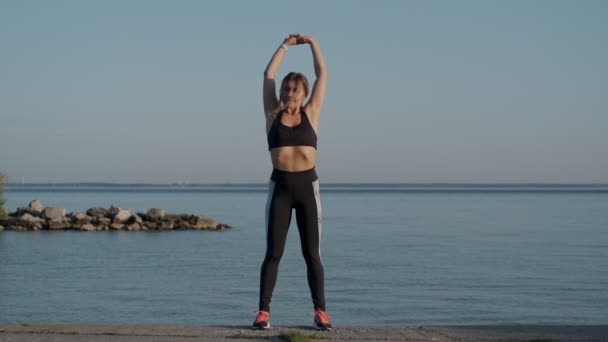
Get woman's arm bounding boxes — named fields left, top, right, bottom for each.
left=301, top=36, right=327, bottom=123
left=263, top=35, right=298, bottom=118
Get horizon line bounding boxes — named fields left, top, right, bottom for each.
left=5, top=182, right=608, bottom=187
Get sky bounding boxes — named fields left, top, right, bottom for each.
left=1, top=0, right=607, bottom=184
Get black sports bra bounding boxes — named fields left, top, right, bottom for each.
left=267, top=109, right=317, bottom=151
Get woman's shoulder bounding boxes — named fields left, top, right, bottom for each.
left=302, top=104, right=319, bottom=124
left=266, top=107, right=282, bottom=120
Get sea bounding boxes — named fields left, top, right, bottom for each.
left=1, top=184, right=607, bottom=326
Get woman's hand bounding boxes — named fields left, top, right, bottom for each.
left=282, top=34, right=300, bottom=47
left=282, top=34, right=315, bottom=46
left=296, top=35, right=315, bottom=45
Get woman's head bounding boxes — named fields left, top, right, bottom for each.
left=280, top=72, right=309, bottom=108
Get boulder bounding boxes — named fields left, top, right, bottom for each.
left=19, top=213, right=44, bottom=223
left=146, top=208, right=165, bottom=221
left=87, top=207, right=109, bottom=218
left=108, top=204, right=122, bottom=217
left=159, top=221, right=174, bottom=230
left=112, top=209, right=132, bottom=223
left=48, top=218, right=70, bottom=230
left=192, top=215, right=217, bottom=230
left=27, top=200, right=45, bottom=214
left=81, top=223, right=96, bottom=231
left=129, top=214, right=143, bottom=224
left=216, top=223, right=231, bottom=230
left=163, top=214, right=179, bottom=224
left=72, top=213, right=93, bottom=224
left=43, top=207, right=67, bottom=220
left=175, top=220, right=192, bottom=229
left=126, top=222, right=141, bottom=231
left=1, top=203, right=227, bottom=232
left=7, top=215, right=43, bottom=230
left=9, top=207, right=28, bottom=217
left=0, top=217, right=20, bottom=228
left=109, top=223, right=124, bottom=230
left=96, top=217, right=112, bottom=225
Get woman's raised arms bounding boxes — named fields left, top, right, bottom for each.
left=300, top=36, right=327, bottom=125
left=263, top=35, right=299, bottom=119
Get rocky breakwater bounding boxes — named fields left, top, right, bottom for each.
left=0, top=200, right=230, bottom=232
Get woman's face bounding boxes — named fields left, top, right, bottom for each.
left=281, top=79, right=306, bottom=107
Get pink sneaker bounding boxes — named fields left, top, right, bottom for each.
left=252, top=310, right=270, bottom=330
left=311, top=309, right=332, bottom=331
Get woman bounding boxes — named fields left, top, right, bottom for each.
left=253, top=34, right=331, bottom=331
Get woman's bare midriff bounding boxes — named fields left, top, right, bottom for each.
left=270, top=146, right=316, bottom=171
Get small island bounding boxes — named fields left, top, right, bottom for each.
left=0, top=200, right=230, bottom=232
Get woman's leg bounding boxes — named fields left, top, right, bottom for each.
left=294, top=179, right=326, bottom=311
left=259, top=180, right=292, bottom=312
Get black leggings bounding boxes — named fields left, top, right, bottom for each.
left=258, top=167, right=325, bottom=312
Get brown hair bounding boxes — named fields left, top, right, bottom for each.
left=280, top=72, right=309, bottom=104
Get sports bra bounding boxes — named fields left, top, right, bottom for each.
left=267, top=108, right=317, bottom=151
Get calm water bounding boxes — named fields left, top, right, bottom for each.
left=1, top=186, right=607, bottom=326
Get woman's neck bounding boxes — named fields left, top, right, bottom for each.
left=283, top=105, right=301, bottom=116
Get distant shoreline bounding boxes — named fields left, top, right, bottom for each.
left=5, top=182, right=608, bottom=188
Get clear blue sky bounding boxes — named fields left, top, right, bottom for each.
left=1, top=0, right=607, bottom=184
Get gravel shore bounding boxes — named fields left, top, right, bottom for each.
left=1, top=323, right=606, bottom=341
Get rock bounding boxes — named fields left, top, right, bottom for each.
left=0, top=217, right=14, bottom=225
left=126, top=222, right=141, bottom=231
left=146, top=208, right=165, bottom=220
left=9, top=207, right=27, bottom=217
left=1, top=217, right=20, bottom=228
left=142, top=221, right=156, bottom=230
left=97, top=217, right=111, bottom=225
left=192, top=215, right=217, bottom=230
left=130, top=214, right=143, bottom=224
left=164, top=214, right=178, bottom=222
left=108, top=204, right=122, bottom=217
left=19, top=213, right=44, bottom=223
left=175, top=220, right=191, bottom=229
left=28, top=200, right=45, bottom=214
left=43, top=207, right=67, bottom=220
left=1, top=203, right=227, bottom=232
left=81, top=224, right=96, bottom=231
left=87, top=207, right=109, bottom=218
left=48, top=218, right=70, bottom=230
left=72, top=213, right=93, bottom=224
left=159, top=221, right=174, bottom=230
left=109, top=223, right=124, bottom=230
left=10, top=214, right=44, bottom=230
left=112, top=209, right=132, bottom=223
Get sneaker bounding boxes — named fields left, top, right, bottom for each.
left=252, top=310, right=270, bottom=330
left=311, top=309, right=332, bottom=331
